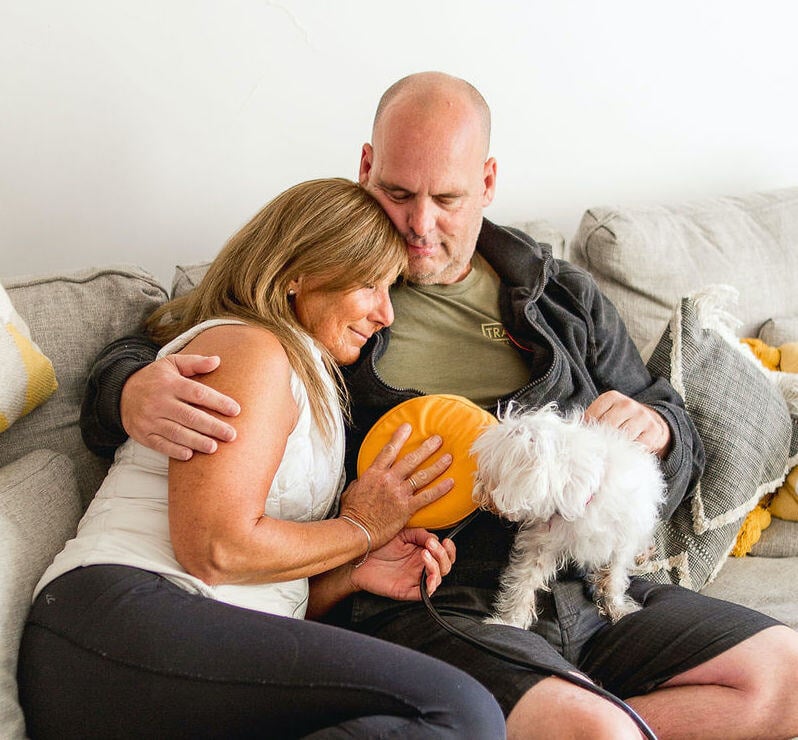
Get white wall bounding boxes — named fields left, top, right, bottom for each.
left=2, top=0, right=797, bottom=287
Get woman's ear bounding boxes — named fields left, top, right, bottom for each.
left=288, top=277, right=301, bottom=297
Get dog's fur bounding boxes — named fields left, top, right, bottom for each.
left=471, top=403, right=666, bottom=628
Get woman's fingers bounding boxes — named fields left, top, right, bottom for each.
left=368, top=423, right=414, bottom=469
left=404, top=451, right=453, bottom=491
left=408, top=475, right=455, bottom=513
left=392, top=432, right=445, bottom=479
left=367, top=424, right=446, bottom=474
left=344, top=426, right=457, bottom=548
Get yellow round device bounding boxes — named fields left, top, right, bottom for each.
left=357, top=394, right=498, bottom=530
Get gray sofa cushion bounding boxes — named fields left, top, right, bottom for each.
left=641, top=287, right=796, bottom=590
left=700, top=556, right=798, bottom=629
left=750, top=518, right=798, bottom=558
left=0, top=267, right=167, bottom=507
left=569, top=187, right=798, bottom=352
left=511, top=219, right=567, bottom=260
left=1, top=450, right=82, bottom=740
left=171, top=262, right=211, bottom=299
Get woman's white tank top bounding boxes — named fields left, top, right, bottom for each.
left=34, top=319, right=345, bottom=619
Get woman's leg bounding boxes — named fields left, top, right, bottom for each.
left=18, top=566, right=504, bottom=739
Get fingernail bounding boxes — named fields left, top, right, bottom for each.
left=440, top=453, right=452, bottom=464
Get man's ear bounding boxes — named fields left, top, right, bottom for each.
left=359, top=143, right=374, bottom=186
left=482, top=157, right=497, bottom=207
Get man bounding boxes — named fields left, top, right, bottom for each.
left=82, top=72, right=798, bottom=738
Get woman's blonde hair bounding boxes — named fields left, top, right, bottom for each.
left=146, top=178, right=406, bottom=440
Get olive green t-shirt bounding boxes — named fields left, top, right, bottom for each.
left=377, top=254, right=531, bottom=407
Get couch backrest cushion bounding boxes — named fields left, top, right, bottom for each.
left=171, top=262, right=211, bottom=298
left=511, top=219, right=566, bottom=260
left=569, top=187, right=798, bottom=352
left=0, top=267, right=167, bottom=507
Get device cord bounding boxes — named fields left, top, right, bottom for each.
left=419, top=512, right=658, bottom=740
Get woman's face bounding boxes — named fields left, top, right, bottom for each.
left=290, top=274, right=395, bottom=365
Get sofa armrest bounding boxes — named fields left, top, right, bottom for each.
left=0, top=450, right=82, bottom=740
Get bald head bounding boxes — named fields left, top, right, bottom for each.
left=360, top=72, right=497, bottom=286
left=372, top=72, right=491, bottom=158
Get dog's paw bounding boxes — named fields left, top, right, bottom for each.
left=483, top=614, right=537, bottom=629
left=483, top=615, right=512, bottom=627
left=483, top=614, right=538, bottom=629
left=634, top=545, right=657, bottom=566
left=603, top=598, right=642, bottom=623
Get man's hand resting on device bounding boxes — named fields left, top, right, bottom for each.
left=120, top=355, right=241, bottom=460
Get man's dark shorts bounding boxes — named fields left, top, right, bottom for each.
left=352, top=577, right=779, bottom=716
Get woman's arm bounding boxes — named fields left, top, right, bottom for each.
left=168, top=324, right=454, bottom=587
left=306, top=529, right=457, bottom=619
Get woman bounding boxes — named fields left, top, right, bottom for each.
left=18, top=179, right=505, bottom=739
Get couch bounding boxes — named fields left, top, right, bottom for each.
left=2, top=186, right=797, bottom=738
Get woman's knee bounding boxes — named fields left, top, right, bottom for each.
left=429, top=669, right=506, bottom=738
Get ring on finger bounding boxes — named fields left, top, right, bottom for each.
left=408, top=475, right=419, bottom=491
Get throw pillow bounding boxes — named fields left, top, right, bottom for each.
left=759, top=316, right=798, bottom=348
left=639, top=285, right=797, bottom=589
left=0, top=450, right=82, bottom=740
left=0, top=266, right=168, bottom=507
left=0, top=286, right=57, bottom=433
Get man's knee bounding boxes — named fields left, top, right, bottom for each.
left=506, top=676, right=641, bottom=740
left=667, top=624, right=797, bottom=693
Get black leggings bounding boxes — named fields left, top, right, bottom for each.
left=18, top=565, right=505, bottom=739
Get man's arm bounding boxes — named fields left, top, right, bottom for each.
left=80, top=335, right=160, bottom=457
left=80, top=334, right=240, bottom=460
left=572, top=269, right=706, bottom=519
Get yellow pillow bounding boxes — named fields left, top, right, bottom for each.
left=0, top=285, right=58, bottom=433
left=357, top=394, right=497, bottom=529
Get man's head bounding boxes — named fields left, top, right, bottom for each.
left=359, top=72, right=497, bottom=286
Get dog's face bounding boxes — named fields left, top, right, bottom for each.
left=471, top=406, right=603, bottom=523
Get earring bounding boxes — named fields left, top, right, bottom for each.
left=288, top=289, right=296, bottom=297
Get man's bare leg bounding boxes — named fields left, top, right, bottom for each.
left=506, top=676, right=642, bottom=740
left=627, top=625, right=798, bottom=740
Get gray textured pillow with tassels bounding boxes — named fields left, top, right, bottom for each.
left=639, top=286, right=798, bottom=590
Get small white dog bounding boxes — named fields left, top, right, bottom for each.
left=471, top=403, right=666, bottom=628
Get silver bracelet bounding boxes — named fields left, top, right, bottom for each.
left=340, top=515, right=372, bottom=568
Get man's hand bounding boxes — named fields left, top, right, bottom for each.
left=120, top=354, right=240, bottom=460
left=584, top=390, right=672, bottom=458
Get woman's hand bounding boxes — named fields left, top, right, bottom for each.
left=350, top=529, right=456, bottom=601
left=340, top=423, right=454, bottom=549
